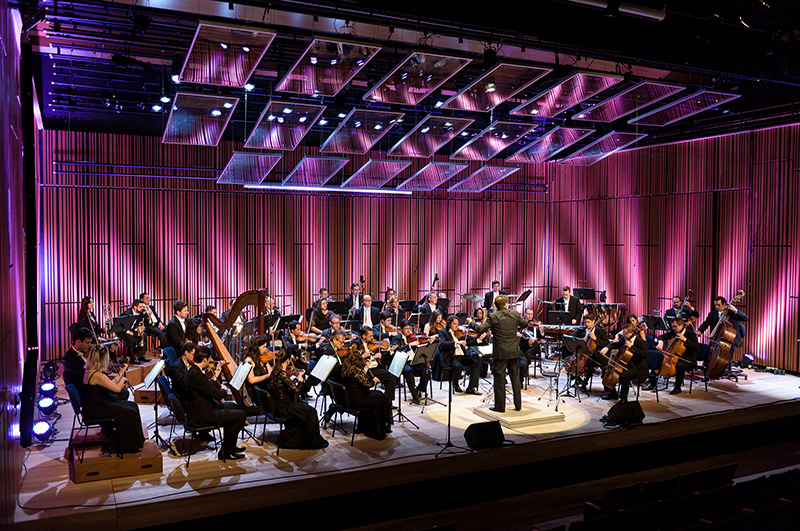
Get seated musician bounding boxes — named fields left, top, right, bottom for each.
left=118, top=299, right=148, bottom=364
left=168, top=342, right=196, bottom=406
left=384, top=296, right=403, bottom=326
left=77, top=296, right=107, bottom=338
left=575, top=314, right=610, bottom=391
left=483, top=280, right=506, bottom=313
left=183, top=346, right=247, bottom=461
left=419, top=292, right=439, bottom=317
left=385, top=287, right=397, bottom=302
left=555, top=286, right=582, bottom=325
left=166, top=301, right=189, bottom=354
left=265, top=349, right=329, bottom=450
left=354, top=295, right=381, bottom=336
left=423, top=310, right=444, bottom=338
left=309, top=299, right=333, bottom=334
left=242, top=337, right=273, bottom=391
left=598, top=324, right=649, bottom=402
left=392, top=320, right=430, bottom=404
left=315, top=330, right=348, bottom=384
left=437, top=316, right=482, bottom=395
left=282, top=320, right=310, bottom=372
left=312, top=287, right=332, bottom=311
left=358, top=326, right=397, bottom=399
left=63, top=327, right=94, bottom=392
left=697, top=296, right=749, bottom=359
left=341, top=343, right=393, bottom=441
left=183, top=318, right=203, bottom=346
left=665, top=296, right=700, bottom=326
left=139, top=292, right=169, bottom=348
left=344, top=282, right=362, bottom=317
left=519, top=308, right=543, bottom=366
left=643, top=317, right=699, bottom=395
left=263, top=297, right=281, bottom=337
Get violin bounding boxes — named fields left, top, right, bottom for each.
left=384, top=324, right=400, bottom=334
left=433, top=321, right=446, bottom=332
left=409, top=333, right=431, bottom=344
left=259, top=348, right=277, bottom=364
left=366, top=339, right=396, bottom=352
left=453, top=326, right=480, bottom=340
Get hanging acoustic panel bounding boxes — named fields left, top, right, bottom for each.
left=388, top=115, right=474, bottom=158
left=363, top=51, right=471, bottom=105
left=244, top=99, right=326, bottom=150
left=396, top=162, right=469, bottom=191
left=442, top=63, right=551, bottom=112
left=217, top=152, right=282, bottom=185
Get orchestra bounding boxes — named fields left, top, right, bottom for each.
left=61, top=279, right=753, bottom=463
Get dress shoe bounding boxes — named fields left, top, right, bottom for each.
left=129, top=357, right=141, bottom=365
left=670, top=387, right=682, bottom=395
left=601, top=391, right=619, bottom=400
left=465, top=388, right=481, bottom=395
left=234, top=446, right=246, bottom=453
left=514, top=406, right=522, bottom=411
left=218, top=450, right=245, bottom=461
left=453, top=385, right=464, bottom=393
left=137, top=355, right=148, bottom=363
left=489, top=407, right=505, bottom=413
left=641, top=381, right=655, bottom=391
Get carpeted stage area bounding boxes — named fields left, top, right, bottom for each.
left=13, top=364, right=800, bottom=531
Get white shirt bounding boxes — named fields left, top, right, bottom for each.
left=177, top=317, right=186, bottom=332
left=450, top=330, right=465, bottom=357
left=363, top=307, right=373, bottom=328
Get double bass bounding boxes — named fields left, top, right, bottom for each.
left=659, top=290, right=697, bottom=379
left=705, top=289, right=745, bottom=380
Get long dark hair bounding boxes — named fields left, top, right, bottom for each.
left=426, top=310, right=442, bottom=330
left=79, top=296, right=93, bottom=316
left=183, top=318, right=202, bottom=344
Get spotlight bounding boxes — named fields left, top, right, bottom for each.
left=244, top=83, right=255, bottom=91
left=330, top=58, right=338, bottom=65
left=220, top=43, right=228, bottom=50
left=33, top=421, right=53, bottom=442
left=160, top=95, right=170, bottom=103
left=171, top=74, right=181, bottom=84
left=38, top=397, right=57, bottom=416
left=242, top=46, right=250, bottom=53
left=338, top=112, right=347, bottom=119
left=277, top=116, right=284, bottom=123
left=421, top=126, right=430, bottom=133
left=151, top=104, right=163, bottom=112
left=576, top=113, right=586, bottom=119
left=282, top=107, right=292, bottom=114
left=41, top=361, right=58, bottom=383
left=434, top=100, right=444, bottom=108
left=354, top=120, right=362, bottom=128
left=310, top=55, right=318, bottom=65
left=298, top=116, right=307, bottom=123
left=485, top=82, right=496, bottom=93
left=531, top=109, right=539, bottom=115
left=267, top=114, right=276, bottom=121
left=501, top=133, right=508, bottom=139
left=373, top=124, right=383, bottom=130
left=211, top=109, right=222, bottom=117
left=444, top=122, right=453, bottom=127
left=461, top=131, right=469, bottom=136
left=223, top=102, right=233, bottom=109
left=39, top=382, right=57, bottom=399
left=740, top=353, right=755, bottom=369
left=318, top=118, right=328, bottom=125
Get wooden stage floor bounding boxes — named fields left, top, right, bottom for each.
left=12, top=364, right=800, bottom=530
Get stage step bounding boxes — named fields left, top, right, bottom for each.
left=68, top=439, right=163, bottom=483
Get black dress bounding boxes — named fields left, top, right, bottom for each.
left=82, top=371, right=145, bottom=453
left=342, top=362, right=392, bottom=439
left=265, top=368, right=328, bottom=449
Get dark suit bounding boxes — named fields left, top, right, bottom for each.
left=471, top=308, right=527, bottom=411
left=665, top=307, right=700, bottom=325
left=263, top=308, right=281, bottom=331
left=483, top=290, right=507, bottom=312
left=354, top=306, right=380, bottom=335
left=118, top=309, right=147, bottom=359
left=697, top=309, right=749, bottom=348
left=344, top=294, right=361, bottom=314
left=555, top=295, right=582, bottom=323
left=168, top=358, right=190, bottom=404
left=360, top=341, right=397, bottom=399
left=77, top=312, right=104, bottom=338
left=437, top=329, right=482, bottom=393
left=62, top=347, right=86, bottom=392
left=165, top=317, right=185, bottom=353
left=656, top=326, right=699, bottom=389
left=183, top=365, right=246, bottom=455
left=574, top=325, right=610, bottom=384
left=142, top=304, right=168, bottom=347
left=392, top=334, right=430, bottom=402
left=606, top=335, right=649, bottom=399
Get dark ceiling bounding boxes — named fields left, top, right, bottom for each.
left=16, top=0, right=800, bottom=152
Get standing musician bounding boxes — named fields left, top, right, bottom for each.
left=166, top=301, right=190, bottom=353
left=439, top=316, right=482, bottom=396
left=183, top=346, right=247, bottom=461
left=644, top=317, right=699, bottom=395
left=344, top=282, right=362, bottom=316
left=697, top=296, right=749, bottom=359
left=139, top=292, right=168, bottom=348
left=341, top=343, right=393, bottom=440
left=119, top=299, right=148, bottom=364
left=555, top=286, right=582, bottom=325
left=358, top=327, right=397, bottom=399
left=483, top=280, right=506, bottom=313
left=598, top=324, right=649, bottom=402
left=468, top=295, right=526, bottom=412
left=354, top=295, right=381, bottom=336
left=576, top=314, right=610, bottom=392
left=392, top=320, right=430, bottom=404
left=665, top=296, right=700, bottom=326
left=309, top=299, right=333, bottom=335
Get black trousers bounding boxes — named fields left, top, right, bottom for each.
left=453, top=353, right=482, bottom=391
left=492, top=357, right=521, bottom=411
left=371, top=367, right=397, bottom=399
left=145, top=326, right=168, bottom=348
left=403, top=363, right=429, bottom=400
left=204, top=407, right=246, bottom=454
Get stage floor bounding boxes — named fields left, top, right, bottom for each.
left=13, top=364, right=800, bottom=530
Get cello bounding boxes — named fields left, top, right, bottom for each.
left=659, top=290, right=697, bottom=379
left=704, top=290, right=745, bottom=380
left=602, top=321, right=647, bottom=389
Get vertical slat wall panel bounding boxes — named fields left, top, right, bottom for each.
left=39, top=127, right=800, bottom=372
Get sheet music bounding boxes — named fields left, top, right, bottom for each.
left=144, top=359, right=166, bottom=388
left=388, top=350, right=407, bottom=378
left=476, top=345, right=494, bottom=357
left=310, top=355, right=338, bottom=383
left=229, top=362, right=253, bottom=391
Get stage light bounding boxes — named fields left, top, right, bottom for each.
left=38, top=397, right=57, bottom=416
left=160, top=95, right=170, bottom=103
left=577, top=113, right=586, bottom=119
left=211, top=109, right=222, bottom=117
left=374, top=124, right=383, bottom=130
left=435, top=100, right=444, bottom=108
left=330, top=58, right=338, bottom=65
left=283, top=107, right=293, bottom=114
left=338, top=112, right=347, bottom=118
left=223, top=102, right=233, bottom=109
left=220, top=43, right=228, bottom=49
left=267, top=114, right=276, bottom=121
left=171, top=74, right=181, bottom=84
left=319, top=118, right=328, bottom=125
left=444, top=122, right=453, bottom=127
left=39, top=382, right=57, bottom=399
left=299, top=116, right=308, bottom=123
left=531, top=109, right=539, bottom=115
left=33, top=421, right=53, bottom=442
left=244, top=83, right=255, bottom=91
left=151, top=104, right=163, bottom=112
left=277, top=116, right=284, bottom=123
left=740, top=353, right=755, bottom=369
left=310, top=55, right=318, bottom=65
left=485, top=82, right=496, bottom=93
left=242, top=46, right=250, bottom=53
left=421, top=126, right=430, bottom=133
left=354, top=120, right=362, bottom=128
left=461, top=131, right=469, bottom=136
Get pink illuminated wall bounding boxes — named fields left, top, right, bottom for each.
left=38, top=126, right=800, bottom=372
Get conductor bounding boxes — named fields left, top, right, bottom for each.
left=468, top=294, right=527, bottom=413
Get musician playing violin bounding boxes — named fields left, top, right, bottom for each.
left=644, top=317, right=699, bottom=395
left=598, top=324, right=649, bottom=402
left=359, top=327, right=397, bottom=399
left=519, top=308, right=542, bottom=370
left=283, top=320, right=310, bottom=372
left=440, top=316, right=482, bottom=395
left=391, top=320, right=430, bottom=404
left=383, top=296, right=403, bottom=327
left=423, top=310, right=444, bottom=338
left=419, top=292, right=439, bottom=317
left=242, top=336, right=273, bottom=391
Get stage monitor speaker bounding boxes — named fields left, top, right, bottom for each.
left=607, top=401, right=645, bottom=427
left=464, top=420, right=505, bottom=450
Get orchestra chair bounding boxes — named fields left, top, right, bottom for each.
left=567, top=512, right=614, bottom=531
left=253, top=387, right=288, bottom=456
left=697, top=508, right=753, bottom=531
left=65, top=383, right=120, bottom=463
left=156, top=376, right=179, bottom=448
left=166, top=393, right=224, bottom=467
left=326, top=380, right=372, bottom=446
left=162, top=346, right=178, bottom=368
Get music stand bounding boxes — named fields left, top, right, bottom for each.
left=515, top=289, right=532, bottom=306
left=399, top=300, right=416, bottom=313
left=437, top=298, right=451, bottom=314
left=389, top=351, right=419, bottom=428
left=573, top=288, right=596, bottom=300
left=645, top=315, right=669, bottom=331
left=109, top=314, right=142, bottom=335
left=272, top=314, right=301, bottom=350
left=373, top=300, right=385, bottom=312
left=548, top=311, right=572, bottom=325
left=413, top=342, right=443, bottom=412
left=328, top=301, right=348, bottom=316
left=144, top=359, right=168, bottom=449
left=561, top=335, right=591, bottom=402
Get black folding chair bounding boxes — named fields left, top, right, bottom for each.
left=166, top=393, right=224, bottom=468
left=65, top=383, right=119, bottom=462
left=326, top=380, right=373, bottom=446
left=253, top=387, right=289, bottom=456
